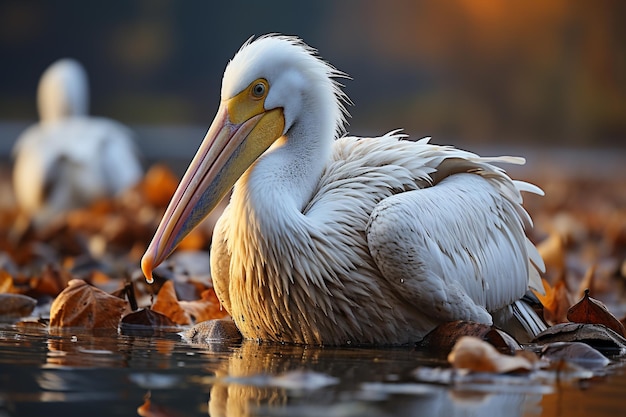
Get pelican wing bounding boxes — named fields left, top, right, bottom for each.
left=366, top=172, right=533, bottom=324
left=308, top=133, right=542, bottom=321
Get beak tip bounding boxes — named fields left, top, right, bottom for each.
left=140, top=253, right=155, bottom=284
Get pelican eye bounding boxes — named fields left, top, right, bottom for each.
left=251, top=80, right=267, bottom=99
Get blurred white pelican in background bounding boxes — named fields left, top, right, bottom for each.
left=142, top=34, right=545, bottom=345
left=12, top=58, right=143, bottom=226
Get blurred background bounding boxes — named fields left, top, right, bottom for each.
left=0, top=0, right=624, bottom=172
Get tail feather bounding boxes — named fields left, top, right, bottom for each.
left=493, top=293, right=547, bottom=343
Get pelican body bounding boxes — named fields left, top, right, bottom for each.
left=12, top=59, right=143, bottom=226
left=142, top=35, right=544, bottom=345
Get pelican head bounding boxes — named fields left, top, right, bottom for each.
left=37, top=58, right=89, bottom=123
left=141, top=35, right=348, bottom=282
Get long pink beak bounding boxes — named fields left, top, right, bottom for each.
left=141, top=104, right=265, bottom=282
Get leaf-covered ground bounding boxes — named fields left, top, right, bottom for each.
left=0, top=159, right=625, bottom=371
left=0, top=163, right=227, bottom=331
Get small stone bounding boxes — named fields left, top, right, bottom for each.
left=181, top=318, right=242, bottom=344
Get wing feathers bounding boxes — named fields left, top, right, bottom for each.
left=367, top=172, right=535, bottom=320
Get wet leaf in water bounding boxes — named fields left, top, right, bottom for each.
left=49, top=279, right=129, bottom=329
left=0, top=293, right=37, bottom=320
left=540, top=341, right=610, bottom=369
left=14, top=319, right=47, bottom=329
left=120, top=308, right=179, bottom=331
left=567, top=289, right=625, bottom=337
left=533, top=322, right=626, bottom=354
left=447, top=336, right=536, bottom=373
left=419, top=320, right=520, bottom=355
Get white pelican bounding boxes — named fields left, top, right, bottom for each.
left=142, top=35, right=545, bottom=345
left=12, top=58, right=143, bottom=226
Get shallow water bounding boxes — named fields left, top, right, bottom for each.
left=0, top=324, right=625, bottom=417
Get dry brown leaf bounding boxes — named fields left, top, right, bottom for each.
left=447, top=336, right=535, bottom=373
left=49, top=279, right=129, bottom=329
left=0, top=293, right=37, bottom=319
left=567, top=289, right=625, bottom=337
left=29, top=264, right=73, bottom=299
left=178, top=288, right=230, bottom=323
left=421, top=321, right=493, bottom=352
left=152, top=280, right=191, bottom=325
left=419, top=320, right=520, bottom=355
left=120, top=308, right=178, bottom=330
left=533, top=322, right=626, bottom=352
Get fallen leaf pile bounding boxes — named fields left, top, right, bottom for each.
left=524, top=172, right=626, bottom=327
left=0, top=161, right=624, bottom=361
left=0, top=163, right=226, bottom=332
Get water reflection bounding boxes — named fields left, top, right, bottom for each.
left=0, top=324, right=625, bottom=417
left=204, top=340, right=539, bottom=417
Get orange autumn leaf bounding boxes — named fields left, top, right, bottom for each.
left=152, top=282, right=229, bottom=325
left=152, top=280, right=191, bottom=325
left=140, top=164, right=179, bottom=208
left=50, top=279, right=129, bottom=329
left=533, top=278, right=574, bottom=325
left=567, top=289, right=626, bottom=337
left=576, top=264, right=596, bottom=301
left=179, top=288, right=230, bottom=323
left=90, top=270, right=114, bottom=287
left=0, top=270, right=15, bottom=293
left=536, top=232, right=565, bottom=281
